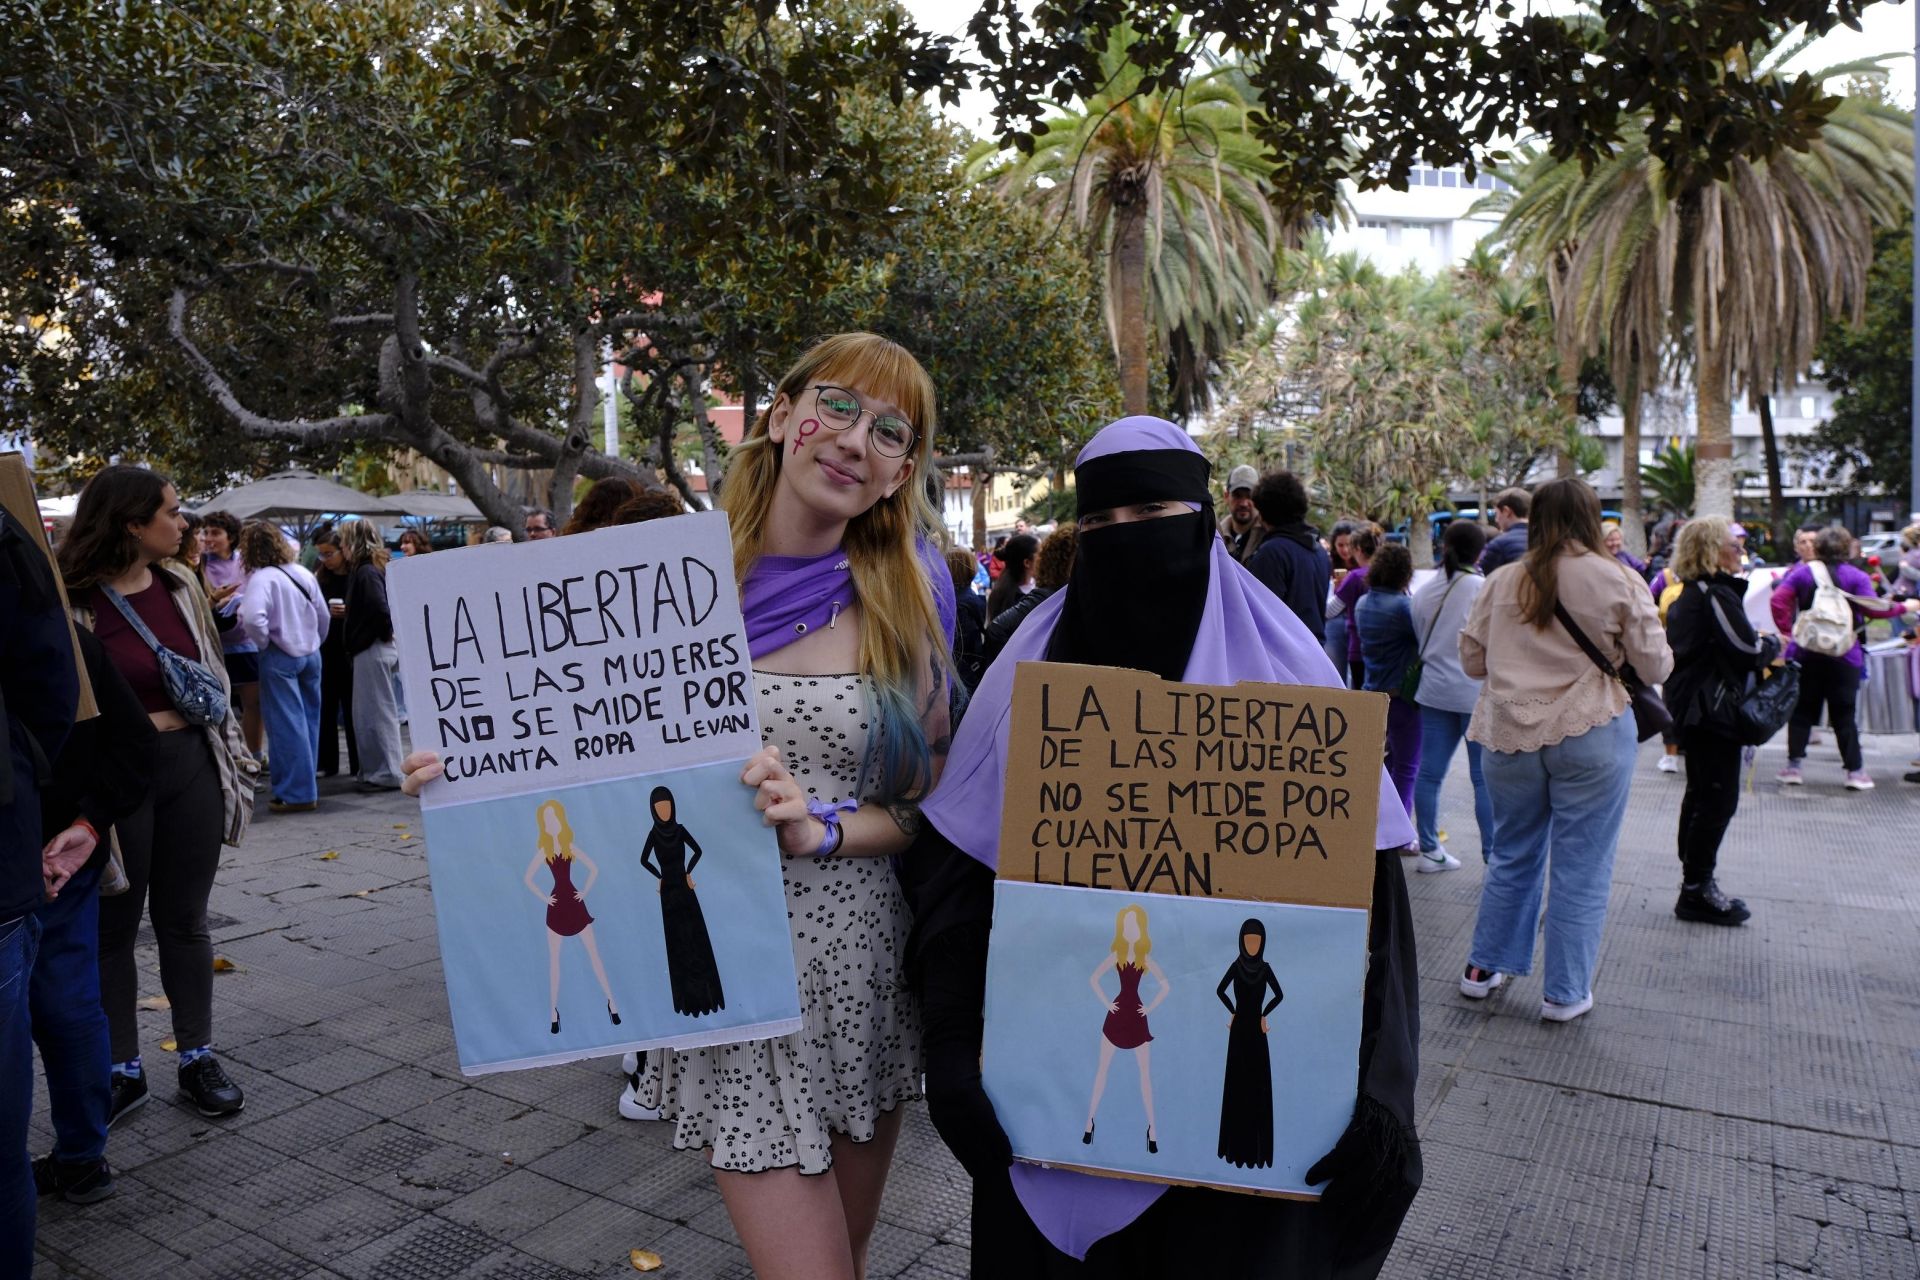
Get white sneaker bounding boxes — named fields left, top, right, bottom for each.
left=1416, top=846, right=1462, bottom=873
left=618, top=1075, right=661, bottom=1121
left=1657, top=755, right=1680, bottom=774
left=1541, top=993, right=1594, bottom=1023
left=1460, top=965, right=1506, bottom=999
left=620, top=1051, right=638, bottom=1076
left=1845, top=771, right=1875, bottom=791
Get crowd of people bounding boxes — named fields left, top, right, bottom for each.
left=8, top=326, right=1920, bottom=1278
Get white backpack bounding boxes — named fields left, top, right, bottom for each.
left=1792, top=561, right=1858, bottom=657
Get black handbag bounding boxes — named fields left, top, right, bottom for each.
left=1716, top=663, right=1801, bottom=746
left=1554, top=602, right=1673, bottom=742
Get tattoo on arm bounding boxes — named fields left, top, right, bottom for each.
left=886, top=801, right=923, bottom=837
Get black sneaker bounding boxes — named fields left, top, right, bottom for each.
left=178, top=1055, right=245, bottom=1117
left=107, top=1071, right=149, bottom=1129
left=1675, top=880, right=1751, bottom=926
left=32, top=1155, right=115, bottom=1204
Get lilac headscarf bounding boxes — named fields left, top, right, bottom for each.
left=918, top=416, right=1415, bottom=1258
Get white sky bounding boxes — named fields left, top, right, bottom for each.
left=901, top=0, right=1918, bottom=139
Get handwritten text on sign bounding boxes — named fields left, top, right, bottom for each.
left=389, top=511, right=758, bottom=808
left=997, top=663, right=1384, bottom=908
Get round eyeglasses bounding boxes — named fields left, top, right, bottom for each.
left=804, top=384, right=918, bottom=458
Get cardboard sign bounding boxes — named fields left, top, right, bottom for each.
left=984, top=661, right=1387, bottom=1199
left=390, top=510, right=760, bottom=811
left=389, top=513, right=800, bottom=1074
left=997, top=662, right=1384, bottom=908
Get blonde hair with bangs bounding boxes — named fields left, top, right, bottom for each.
left=1670, top=516, right=1732, bottom=584
left=724, top=332, right=950, bottom=799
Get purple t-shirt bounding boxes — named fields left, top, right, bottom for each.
left=1335, top=565, right=1371, bottom=665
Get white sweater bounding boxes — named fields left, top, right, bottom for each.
left=239, top=563, right=332, bottom=657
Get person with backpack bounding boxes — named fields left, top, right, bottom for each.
left=1663, top=518, right=1783, bottom=925
left=1771, top=526, right=1918, bottom=789
left=236, top=521, right=331, bottom=813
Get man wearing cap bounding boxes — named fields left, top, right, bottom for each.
left=1218, top=463, right=1265, bottom=563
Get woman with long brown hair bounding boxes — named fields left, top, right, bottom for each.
left=1456, top=478, right=1670, bottom=1023
left=336, top=519, right=403, bottom=790
left=60, top=466, right=254, bottom=1121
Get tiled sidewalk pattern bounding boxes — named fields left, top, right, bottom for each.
left=30, top=730, right=1920, bottom=1278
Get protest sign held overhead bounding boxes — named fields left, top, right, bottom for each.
left=983, top=661, right=1386, bottom=1199
left=389, top=513, right=799, bottom=1075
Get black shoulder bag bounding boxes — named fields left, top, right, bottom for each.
left=1553, top=602, right=1672, bottom=742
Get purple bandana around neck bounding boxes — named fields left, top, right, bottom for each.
left=739, top=548, right=854, bottom=660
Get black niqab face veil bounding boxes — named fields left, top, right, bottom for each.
left=1045, top=448, right=1214, bottom=683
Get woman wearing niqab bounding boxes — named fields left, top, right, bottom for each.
left=903, top=417, right=1423, bottom=1277
left=1216, top=918, right=1283, bottom=1170
left=640, top=784, right=726, bottom=1016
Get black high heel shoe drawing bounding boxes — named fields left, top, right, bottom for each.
left=608, top=1001, right=621, bottom=1026
left=1146, top=1126, right=1157, bottom=1154
left=550, top=1009, right=560, bottom=1035
left=1082, top=1122, right=1095, bottom=1145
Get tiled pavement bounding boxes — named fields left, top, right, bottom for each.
left=30, top=727, right=1920, bottom=1278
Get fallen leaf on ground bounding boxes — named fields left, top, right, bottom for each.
left=629, top=1250, right=663, bottom=1273
left=398, top=833, right=413, bottom=841
left=392, top=824, right=409, bottom=830
left=318, top=850, right=339, bottom=861
left=160, top=1038, right=178, bottom=1051
left=137, top=995, right=170, bottom=1011
left=351, top=889, right=372, bottom=897
left=212, top=956, right=238, bottom=972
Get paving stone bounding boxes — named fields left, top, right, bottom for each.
left=328, top=1213, right=501, bottom=1280
left=254, top=1183, right=424, bottom=1266
left=393, top=1084, right=590, bottom=1163
left=512, top=1193, right=680, bottom=1274
left=274, top=1045, right=402, bottom=1096
left=237, top=1095, right=383, bottom=1156
left=438, top=1167, right=595, bottom=1245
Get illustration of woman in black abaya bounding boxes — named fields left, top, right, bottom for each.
left=1082, top=904, right=1170, bottom=1153
left=525, top=799, right=621, bottom=1034
left=1217, top=917, right=1284, bottom=1168
left=639, top=785, right=726, bottom=1016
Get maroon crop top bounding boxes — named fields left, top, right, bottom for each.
left=90, top=575, right=204, bottom=715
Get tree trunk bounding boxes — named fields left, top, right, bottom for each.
left=1113, top=206, right=1151, bottom=416
left=1620, top=368, right=1646, bottom=557
left=1555, top=346, right=1581, bottom=478
left=1693, top=327, right=1735, bottom=518
left=1757, top=389, right=1786, bottom=552
left=1409, top=509, right=1434, bottom=570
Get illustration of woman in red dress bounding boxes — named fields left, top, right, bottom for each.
left=1082, top=903, right=1171, bottom=1154
left=525, top=799, right=621, bottom=1034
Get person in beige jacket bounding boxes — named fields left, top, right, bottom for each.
left=1454, top=478, right=1672, bottom=1024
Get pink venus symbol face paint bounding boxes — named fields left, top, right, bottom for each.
left=792, top=417, right=822, bottom=454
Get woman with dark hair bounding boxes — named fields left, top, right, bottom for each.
left=1322, top=520, right=1360, bottom=681
left=986, top=532, right=1039, bottom=623
left=395, top=527, right=435, bottom=558
left=60, top=465, right=254, bottom=1121
left=1409, top=519, right=1491, bottom=872
left=310, top=527, right=358, bottom=779
left=197, top=509, right=262, bottom=756
left=1457, top=478, right=1671, bottom=1023
left=561, top=477, right=639, bottom=536
left=639, top=786, right=725, bottom=1017
left=908, top=417, right=1420, bottom=1275
left=946, top=548, right=988, bottom=690
left=1354, top=543, right=1421, bottom=846
left=982, top=524, right=1078, bottom=665
left=337, top=519, right=403, bottom=791
left=1215, top=918, right=1283, bottom=1171
left=236, top=522, right=330, bottom=813
left=1330, top=524, right=1380, bottom=689
left=1771, top=525, right=1916, bottom=789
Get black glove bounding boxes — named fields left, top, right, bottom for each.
left=918, top=922, right=1012, bottom=1181
left=1305, top=1093, right=1419, bottom=1252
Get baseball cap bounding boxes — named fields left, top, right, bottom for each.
left=1227, top=464, right=1258, bottom=494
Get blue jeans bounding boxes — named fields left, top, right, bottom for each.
left=260, top=646, right=323, bottom=805
left=31, top=865, right=110, bottom=1164
left=1468, top=712, right=1636, bottom=1005
left=1415, top=706, right=1492, bottom=859
left=1323, top=616, right=1350, bottom=685
left=2, top=912, right=43, bottom=1275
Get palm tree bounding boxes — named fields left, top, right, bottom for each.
left=1484, top=36, right=1911, bottom=520
left=969, top=31, right=1287, bottom=417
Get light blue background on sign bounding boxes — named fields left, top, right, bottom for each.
left=421, top=758, right=800, bottom=1073
left=981, top=881, right=1367, bottom=1195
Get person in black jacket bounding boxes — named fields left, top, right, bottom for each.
left=1663, top=517, right=1782, bottom=926
left=1, top=505, right=80, bottom=1272
left=337, top=520, right=403, bottom=790
left=981, top=525, right=1077, bottom=669
left=945, top=549, right=988, bottom=691
left=1243, top=471, right=1332, bottom=642
left=31, top=627, right=156, bottom=1204
left=311, top=527, right=359, bottom=779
